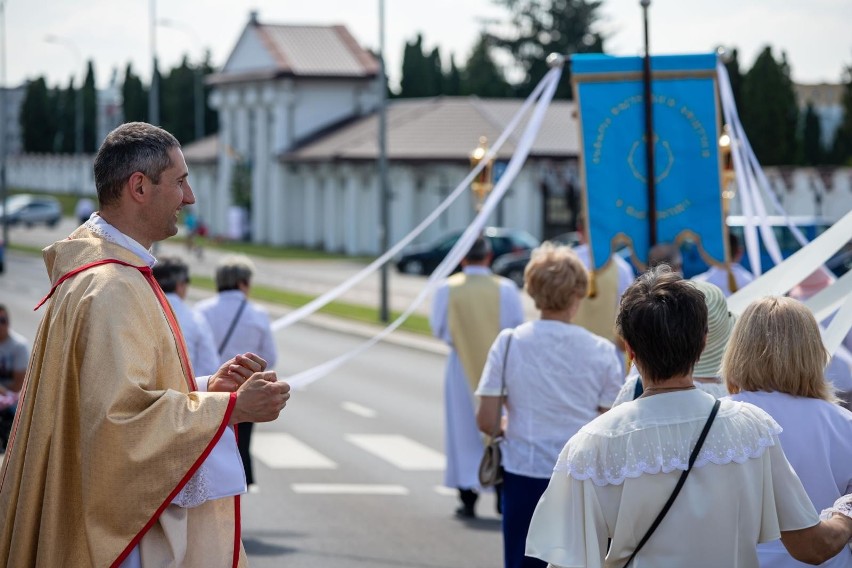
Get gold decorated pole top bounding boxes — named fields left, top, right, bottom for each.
left=469, top=136, right=493, bottom=212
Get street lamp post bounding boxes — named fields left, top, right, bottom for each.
left=149, top=0, right=159, bottom=126
left=378, top=0, right=390, bottom=323
left=640, top=0, right=656, bottom=248
left=0, top=0, right=8, bottom=264
left=45, top=35, right=83, bottom=156
left=158, top=18, right=205, bottom=141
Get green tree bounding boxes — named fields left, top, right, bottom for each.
left=398, top=35, right=444, bottom=97
left=800, top=103, right=823, bottom=165
left=122, top=63, right=148, bottom=123
left=723, top=48, right=744, bottom=115
left=82, top=60, right=97, bottom=152
left=56, top=78, right=77, bottom=153
left=201, top=51, right=219, bottom=137
left=426, top=47, right=443, bottom=96
left=490, top=0, right=605, bottom=98
left=740, top=47, right=799, bottom=165
left=444, top=55, right=462, bottom=96
left=830, top=65, right=852, bottom=165
left=161, top=56, right=197, bottom=144
left=461, top=34, right=513, bottom=97
left=20, top=78, right=57, bottom=153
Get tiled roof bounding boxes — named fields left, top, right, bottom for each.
left=209, top=21, right=379, bottom=85
left=181, top=134, right=218, bottom=164
left=282, top=97, right=580, bottom=162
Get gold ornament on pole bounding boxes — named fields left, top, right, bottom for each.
left=469, top=136, right=493, bottom=212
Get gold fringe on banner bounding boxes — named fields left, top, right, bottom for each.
left=727, top=264, right=738, bottom=294
left=588, top=270, right=598, bottom=298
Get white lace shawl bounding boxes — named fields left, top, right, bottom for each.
left=555, top=394, right=782, bottom=486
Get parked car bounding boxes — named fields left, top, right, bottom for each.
left=0, top=194, right=62, bottom=228
left=395, top=226, right=540, bottom=276
left=491, top=232, right=582, bottom=287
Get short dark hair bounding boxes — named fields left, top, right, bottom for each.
left=94, top=122, right=180, bottom=208
left=215, top=254, right=255, bottom=292
left=616, top=266, right=708, bottom=383
left=729, top=232, right=742, bottom=255
left=465, top=236, right=492, bottom=262
left=153, top=256, right=190, bottom=293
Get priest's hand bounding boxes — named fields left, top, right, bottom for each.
left=208, top=352, right=268, bottom=392
left=231, top=371, right=291, bottom=424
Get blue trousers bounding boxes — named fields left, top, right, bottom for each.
left=502, top=470, right=549, bottom=568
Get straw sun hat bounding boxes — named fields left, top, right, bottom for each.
left=690, top=280, right=737, bottom=378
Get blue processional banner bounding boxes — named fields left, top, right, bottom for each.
left=572, top=53, right=727, bottom=271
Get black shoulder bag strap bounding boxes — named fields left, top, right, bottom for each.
left=218, top=298, right=247, bottom=357
left=623, top=398, right=721, bottom=567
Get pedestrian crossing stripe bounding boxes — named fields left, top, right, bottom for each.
left=345, top=434, right=446, bottom=470
left=291, top=484, right=409, bottom=495
left=340, top=401, right=377, bottom=418
left=252, top=433, right=337, bottom=469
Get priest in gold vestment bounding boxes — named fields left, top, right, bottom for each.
left=0, top=123, right=291, bottom=567
left=430, top=237, right=525, bottom=518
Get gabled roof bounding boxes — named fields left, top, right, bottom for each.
left=208, top=15, right=379, bottom=85
left=282, top=97, right=580, bottom=162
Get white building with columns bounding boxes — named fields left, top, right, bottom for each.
left=188, top=12, right=582, bottom=254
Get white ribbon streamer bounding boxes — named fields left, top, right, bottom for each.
left=284, top=67, right=564, bottom=388
left=805, top=269, right=852, bottom=322
left=824, top=294, right=852, bottom=357
left=270, top=69, right=556, bottom=332
left=728, top=208, right=852, bottom=315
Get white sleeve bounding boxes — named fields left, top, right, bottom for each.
left=499, top=280, right=526, bottom=329
left=526, top=472, right=608, bottom=568
left=476, top=330, right=511, bottom=397
left=192, top=311, right=222, bottom=377
left=598, top=347, right=627, bottom=409
left=430, top=283, right=451, bottom=343
left=256, top=309, right=278, bottom=369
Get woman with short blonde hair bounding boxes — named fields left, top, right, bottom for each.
left=724, top=296, right=835, bottom=401
left=476, top=241, right=622, bottom=568
left=523, top=242, right=589, bottom=312
left=727, top=296, right=852, bottom=567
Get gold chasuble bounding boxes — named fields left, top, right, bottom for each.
left=447, top=273, right=502, bottom=392
left=0, top=227, right=247, bottom=567
left=572, top=260, right=619, bottom=343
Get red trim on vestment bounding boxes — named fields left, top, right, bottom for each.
left=139, top=268, right=198, bottom=391
left=111, top=392, right=238, bottom=568
left=34, top=259, right=140, bottom=310
left=233, top=490, right=242, bottom=567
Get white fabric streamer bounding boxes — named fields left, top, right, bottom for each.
left=728, top=208, right=852, bottom=316
left=285, top=67, right=563, bottom=388
left=270, top=69, right=556, bottom=332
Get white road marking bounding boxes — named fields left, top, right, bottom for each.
left=291, top=483, right=409, bottom=495
left=340, top=401, right=377, bottom=418
left=252, top=433, right=337, bottom=469
left=433, top=485, right=457, bottom=497
left=345, top=434, right=446, bottom=471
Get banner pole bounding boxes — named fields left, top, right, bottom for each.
left=641, top=0, right=656, bottom=247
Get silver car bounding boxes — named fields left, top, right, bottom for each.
left=0, top=194, right=62, bottom=228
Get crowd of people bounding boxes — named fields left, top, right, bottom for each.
left=0, top=120, right=850, bottom=567
left=432, top=235, right=852, bottom=568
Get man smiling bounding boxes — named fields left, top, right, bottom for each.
left=0, top=122, right=291, bottom=567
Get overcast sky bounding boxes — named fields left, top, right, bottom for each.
left=3, top=0, right=850, bottom=91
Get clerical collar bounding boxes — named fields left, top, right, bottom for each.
left=84, top=213, right=157, bottom=268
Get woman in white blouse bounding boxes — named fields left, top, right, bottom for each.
left=525, top=266, right=852, bottom=568
left=726, top=296, right=852, bottom=568
left=476, top=243, right=623, bottom=568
